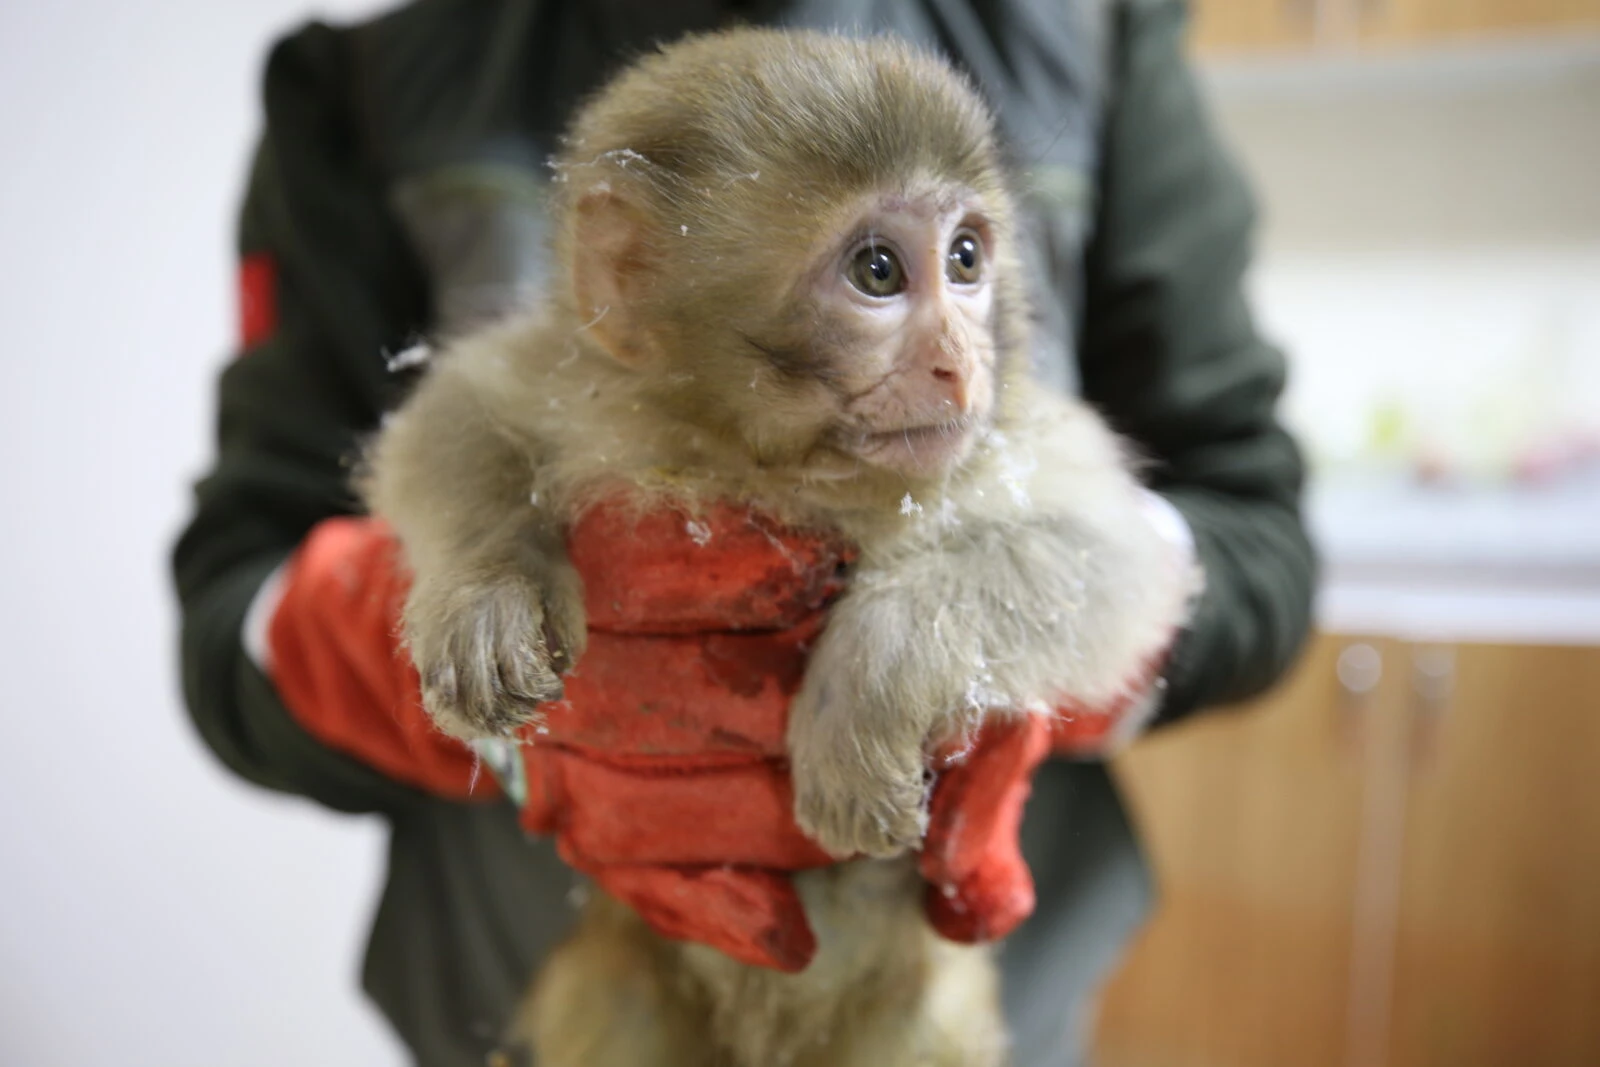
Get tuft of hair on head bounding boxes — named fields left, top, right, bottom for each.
left=548, top=28, right=1016, bottom=326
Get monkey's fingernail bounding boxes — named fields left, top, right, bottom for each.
left=540, top=619, right=571, bottom=664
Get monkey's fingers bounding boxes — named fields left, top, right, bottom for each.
left=792, top=773, right=929, bottom=861
left=413, top=582, right=568, bottom=741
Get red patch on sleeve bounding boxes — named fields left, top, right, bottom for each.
left=238, top=252, right=277, bottom=350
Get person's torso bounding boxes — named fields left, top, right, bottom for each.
left=351, top=0, right=1115, bottom=397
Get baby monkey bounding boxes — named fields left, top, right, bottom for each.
left=363, top=28, right=1196, bottom=1067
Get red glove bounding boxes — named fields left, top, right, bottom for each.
left=261, top=502, right=1160, bottom=970
left=918, top=651, right=1170, bottom=941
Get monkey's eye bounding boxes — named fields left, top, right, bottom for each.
left=847, top=243, right=906, bottom=298
left=946, top=230, right=983, bottom=284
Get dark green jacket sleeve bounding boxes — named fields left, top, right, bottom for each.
left=171, top=23, right=433, bottom=813
left=1079, top=0, right=1318, bottom=723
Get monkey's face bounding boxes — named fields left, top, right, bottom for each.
left=554, top=28, right=1027, bottom=490
left=794, top=188, right=1002, bottom=479
left=569, top=180, right=1015, bottom=487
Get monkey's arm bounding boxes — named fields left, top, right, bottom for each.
left=363, top=355, right=586, bottom=740
left=1075, top=0, right=1318, bottom=723
left=788, top=408, right=1194, bottom=860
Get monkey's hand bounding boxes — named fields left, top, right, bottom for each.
left=785, top=530, right=1071, bottom=860
left=403, top=559, right=588, bottom=742
left=786, top=590, right=947, bottom=859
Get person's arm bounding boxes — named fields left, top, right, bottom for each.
left=172, top=22, right=440, bottom=813
left=1078, top=0, right=1318, bottom=725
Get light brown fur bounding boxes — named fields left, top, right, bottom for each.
left=360, top=28, right=1198, bottom=1066
left=512, top=861, right=1007, bottom=1067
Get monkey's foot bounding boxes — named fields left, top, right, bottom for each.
left=408, top=574, right=587, bottom=741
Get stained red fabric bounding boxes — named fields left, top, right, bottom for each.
left=265, top=500, right=1163, bottom=971
left=267, top=519, right=488, bottom=800
left=572, top=504, right=853, bottom=634
left=922, top=717, right=1053, bottom=944
left=592, top=865, right=817, bottom=971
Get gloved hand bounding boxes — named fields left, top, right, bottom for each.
left=919, top=647, right=1170, bottom=942
left=260, top=501, right=1170, bottom=971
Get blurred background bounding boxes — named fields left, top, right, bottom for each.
left=0, top=2, right=1594, bottom=1066
left=1094, top=5, right=1600, bottom=1067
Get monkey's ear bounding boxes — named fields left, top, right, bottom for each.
left=571, top=190, right=659, bottom=367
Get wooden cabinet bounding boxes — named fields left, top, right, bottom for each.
left=1090, top=633, right=1376, bottom=1067
left=1188, top=0, right=1323, bottom=56
left=1091, top=634, right=1600, bottom=1067
left=1186, top=0, right=1600, bottom=55
left=1384, top=643, right=1600, bottom=1066
left=1357, top=0, right=1600, bottom=47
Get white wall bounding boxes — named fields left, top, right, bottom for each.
left=1199, top=39, right=1600, bottom=641
left=0, top=4, right=400, bottom=1065
left=1200, top=39, right=1600, bottom=477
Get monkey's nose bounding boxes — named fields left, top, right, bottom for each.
left=931, top=365, right=971, bottom=413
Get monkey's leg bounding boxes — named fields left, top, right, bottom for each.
left=506, top=893, right=713, bottom=1067
left=915, top=935, right=1012, bottom=1067
left=782, top=931, right=1009, bottom=1067
left=672, top=863, right=1010, bottom=1067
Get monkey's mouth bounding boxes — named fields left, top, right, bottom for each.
left=854, top=418, right=978, bottom=472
